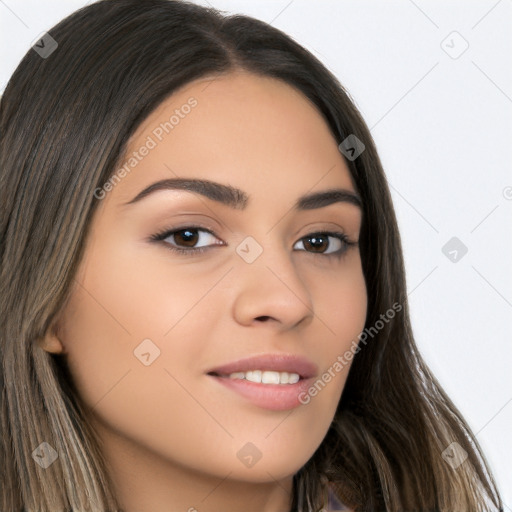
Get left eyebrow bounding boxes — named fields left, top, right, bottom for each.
left=119, top=178, right=363, bottom=211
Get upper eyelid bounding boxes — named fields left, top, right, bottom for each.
left=153, top=218, right=354, bottom=236
left=151, top=225, right=355, bottom=246
left=153, top=225, right=348, bottom=237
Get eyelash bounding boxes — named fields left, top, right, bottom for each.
left=149, top=225, right=357, bottom=259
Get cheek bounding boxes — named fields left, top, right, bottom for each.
left=59, top=234, right=211, bottom=400
left=334, top=255, right=367, bottom=341
left=308, top=253, right=368, bottom=354
left=58, top=266, right=227, bottom=477
left=298, top=254, right=367, bottom=407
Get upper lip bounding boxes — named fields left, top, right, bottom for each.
left=207, top=353, right=318, bottom=379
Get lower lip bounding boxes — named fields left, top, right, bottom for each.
left=208, top=375, right=313, bottom=411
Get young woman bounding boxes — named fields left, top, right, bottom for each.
left=0, top=1, right=503, bottom=511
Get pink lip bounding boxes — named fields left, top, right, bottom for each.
left=209, top=375, right=315, bottom=411
left=206, top=353, right=318, bottom=411
left=206, top=353, right=318, bottom=379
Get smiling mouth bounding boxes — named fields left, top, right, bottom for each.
left=206, top=370, right=313, bottom=411
left=207, top=370, right=302, bottom=385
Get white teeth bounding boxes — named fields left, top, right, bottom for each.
left=227, top=370, right=300, bottom=384
left=288, top=373, right=300, bottom=384
left=245, top=370, right=262, bottom=383
left=262, top=371, right=280, bottom=384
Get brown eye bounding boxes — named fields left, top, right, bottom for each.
left=172, top=228, right=200, bottom=247
left=293, top=231, right=354, bottom=257
left=302, top=234, right=331, bottom=253
left=150, top=226, right=223, bottom=255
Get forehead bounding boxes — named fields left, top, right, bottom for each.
left=107, top=70, right=356, bottom=209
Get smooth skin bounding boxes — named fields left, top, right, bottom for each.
left=39, top=70, right=366, bottom=512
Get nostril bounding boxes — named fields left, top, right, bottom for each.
left=255, top=315, right=272, bottom=322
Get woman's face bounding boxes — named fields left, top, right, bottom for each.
left=45, top=70, right=366, bottom=501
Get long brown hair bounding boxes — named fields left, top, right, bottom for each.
left=0, top=1, right=503, bottom=510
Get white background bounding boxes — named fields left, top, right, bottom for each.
left=1, top=0, right=511, bottom=505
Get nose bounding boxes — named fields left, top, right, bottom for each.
left=231, top=241, right=314, bottom=330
